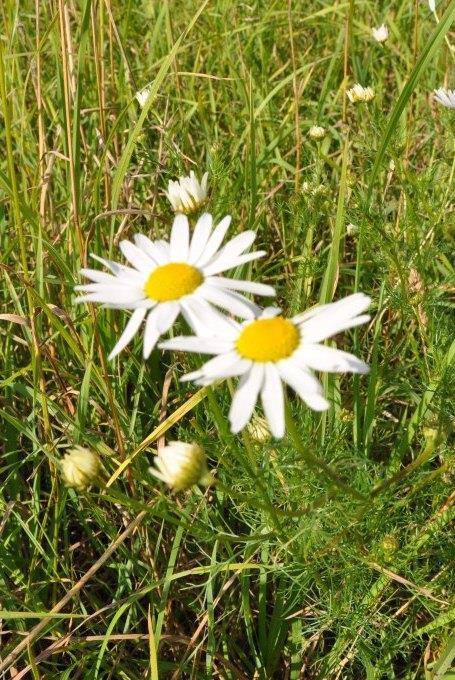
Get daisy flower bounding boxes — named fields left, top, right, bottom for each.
left=75, top=213, right=273, bottom=360
left=166, top=171, right=209, bottom=214
left=160, top=294, right=371, bottom=439
left=433, top=88, right=455, bottom=109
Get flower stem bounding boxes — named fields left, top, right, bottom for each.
left=284, top=401, right=366, bottom=502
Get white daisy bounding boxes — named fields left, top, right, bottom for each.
left=433, top=88, right=455, bottom=109
left=347, top=84, right=375, bottom=103
left=166, top=171, right=209, bottom=214
left=160, top=293, right=371, bottom=439
left=75, top=213, right=273, bottom=360
left=372, top=24, right=388, bottom=43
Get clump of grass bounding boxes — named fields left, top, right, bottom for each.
left=1, top=1, right=454, bottom=678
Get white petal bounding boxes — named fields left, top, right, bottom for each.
left=202, top=251, right=267, bottom=276
left=202, top=230, right=255, bottom=269
left=301, top=314, right=370, bottom=344
left=91, top=253, right=130, bottom=276
left=79, top=269, right=118, bottom=284
left=294, top=293, right=371, bottom=324
left=206, top=276, right=275, bottom=297
left=170, top=214, right=190, bottom=261
left=130, top=299, right=158, bottom=310
left=155, top=301, right=180, bottom=334
left=119, top=240, right=155, bottom=273
left=75, top=282, right=140, bottom=294
left=188, top=213, right=213, bottom=264
left=277, top=362, right=329, bottom=411
left=434, top=88, right=455, bottom=108
left=198, top=350, right=251, bottom=379
left=298, top=344, right=369, bottom=374
left=299, top=392, right=330, bottom=411
left=225, top=230, right=257, bottom=254
left=108, top=308, right=147, bottom=360
left=200, top=285, right=260, bottom=319
left=179, top=368, right=205, bottom=383
left=259, top=307, right=282, bottom=319
left=180, top=296, right=240, bottom=338
left=196, top=215, right=232, bottom=267
left=277, top=360, right=324, bottom=396
left=261, top=363, right=285, bottom=438
left=159, top=335, right=234, bottom=354
left=229, top=363, right=264, bottom=433
left=133, top=234, right=168, bottom=265
left=143, top=308, right=161, bottom=358
left=75, top=287, right=144, bottom=305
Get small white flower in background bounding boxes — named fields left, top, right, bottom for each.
left=308, top=125, right=326, bottom=140
left=347, top=84, right=375, bottom=103
left=167, top=171, right=209, bottom=214
left=160, top=293, right=371, bottom=439
left=372, top=24, right=388, bottom=43
left=61, top=446, right=101, bottom=491
left=135, top=85, right=151, bottom=108
left=150, top=441, right=211, bottom=491
left=75, top=213, right=274, bottom=359
left=433, top=88, right=455, bottom=109
left=428, top=0, right=436, bottom=11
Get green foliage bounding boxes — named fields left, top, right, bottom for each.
left=0, top=0, right=454, bottom=677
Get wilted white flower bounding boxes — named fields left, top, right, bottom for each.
left=150, top=441, right=211, bottom=491
left=61, top=446, right=101, bottom=491
left=347, top=84, right=375, bottom=103
left=166, top=171, right=209, bottom=214
left=372, top=24, right=388, bottom=43
left=433, top=88, right=455, bottom=109
left=75, top=213, right=273, bottom=360
left=135, top=85, right=151, bottom=108
left=308, top=125, right=326, bottom=140
left=160, top=293, right=371, bottom=439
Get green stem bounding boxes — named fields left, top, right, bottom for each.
left=284, top=401, right=366, bottom=502
left=0, top=39, right=31, bottom=303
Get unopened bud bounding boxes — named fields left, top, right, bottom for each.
left=61, top=446, right=101, bottom=491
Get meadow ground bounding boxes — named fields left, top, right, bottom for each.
left=1, top=0, right=454, bottom=678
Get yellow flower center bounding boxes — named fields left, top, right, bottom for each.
left=236, top=316, right=300, bottom=362
left=144, top=263, right=203, bottom=302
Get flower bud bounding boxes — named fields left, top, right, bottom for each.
left=61, top=446, right=101, bottom=491
left=308, top=125, right=326, bottom=140
left=247, top=414, right=272, bottom=443
left=150, top=441, right=211, bottom=491
left=347, top=84, right=375, bottom=103
left=372, top=24, right=388, bottom=43
left=166, top=171, right=209, bottom=214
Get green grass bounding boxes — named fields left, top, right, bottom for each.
left=1, top=0, right=454, bottom=677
